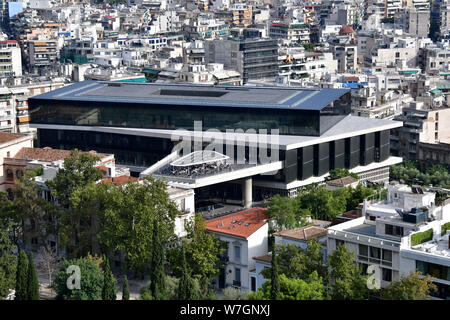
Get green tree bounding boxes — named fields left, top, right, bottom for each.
left=122, top=275, right=130, bottom=300
left=15, top=250, right=28, bottom=300
left=382, top=271, right=437, bottom=300
left=46, top=149, right=103, bottom=257
left=26, top=252, right=40, bottom=300
left=266, top=195, right=310, bottom=232
left=54, top=257, right=104, bottom=300
left=346, top=184, right=375, bottom=211
left=169, top=214, right=222, bottom=293
left=0, top=225, right=17, bottom=299
left=177, top=243, right=198, bottom=300
left=249, top=272, right=324, bottom=300
left=325, top=168, right=359, bottom=181
left=13, top=170, right=57, bottom=252
left=102, top=256, right=117, bottom=300
left=299, top=185, right=343, bottom=220
left=327, top=244, right=369, bottom=300
left=46, top=149, right=103, bottom=208
left=99, top=177, right=179, bottom=274
left=291, top=239, right=327, bottom=279
left=0, top=192, right=19, bottom=245
left=150, top=220, right=167, bottom=300
left=270, top=246, right=280, bottom=300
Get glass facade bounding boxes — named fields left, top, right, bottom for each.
left=30, top=99, right=325, bottom=136
left=37, top=128, right=174, bottom=167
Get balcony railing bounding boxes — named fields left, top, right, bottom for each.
left=328, top=229, right=401, bottom=249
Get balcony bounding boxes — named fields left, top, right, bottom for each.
left=232, top=280, right=241, bottom=287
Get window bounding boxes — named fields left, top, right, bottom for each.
left=234, top=245, right=241, bottom=261
left=382, top=249, right=392, bottom=262
left=385, top=224, right=403, bottom=236
left=251, top=276, right=256, bottom=292
left=234, top=268, right=241, bottom=286
left=359, top=244, right=368, bottom=257
left=16, top=170, right=23, bottom=179
left=6, top=169, right=13, bottom=181
left=370, top=247, right=381, bottom=260
left=382, top=268, right=392, bottom=282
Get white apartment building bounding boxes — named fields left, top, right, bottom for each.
left=278, top=50, right=337, bottom=82
left=0, top=132, right=33, bottom=192
left=327, top=183, right=450, bottom=299
left=0, top=40, right=22, bottom=81
left=205, top=207, right=268, bottom=292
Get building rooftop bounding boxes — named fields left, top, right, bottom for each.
left=326, top=176, right=358, bottom=187
left=274, top=225, right=327, bottom=242
left=13, top=147, right=109, bottom=162
left=345, top=223, right=401, bottom=242
left=99, top=175, right=139, bottom=185
left=205, top=207, right=268, bottom=239
left=29, top=80, right=350, bottom=111
left=253, top=253, right=272, bottom=264
left=0, top=132, right=26, bottom=144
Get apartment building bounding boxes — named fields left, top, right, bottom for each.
left=419, top=45, right=450, bottom=75
left=269, top=22, right=310, bottom=44
left=278, top=50, right=337, bottom=82
left=205, top=207, right=268, bottom=291
left=0, top=40, right=22, bottom=80
left=431, top=0, right=450, bottom=39
left=0, top=132, right=33, bottom=192
left=327, top=184, right=450, bottom=299
left=391, top=101, right=450, bottom=161
left=27, top=40, right=59, bottom=75
left=331, top=43, right=358, bottom=73
left=205, top=38, right=278, bottom=83
left=0, top=88, right=15, bottom=133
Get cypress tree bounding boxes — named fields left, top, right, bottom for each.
left=15, top=250, right=28, bottom=300
left=177, top=243, right=195, bottom=300
left=270, top=246, right=280, bottom=300
left=150, top=220, right=166, bottom=300
left=102, top=256, right=117, bottom=300
left=122, top=275, right=130, bottom=300
left=27, top=252, right=40, bottom=300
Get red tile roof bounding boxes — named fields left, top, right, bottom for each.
left=345, top=76, right=359, bottom=82
left=99, top=175, right=139, bottom=185
left=253, top=254, right=272, bottom=263
left=273, top=225, right=327, bottom=241
left=0, top=132, right=24, bottom=144
left=205, top=207, right=268, bottom=239
left=339, top=25, right=355, bottom=35
left=13, top=147, right=108, bottom=162
left=327, top=176, right=358, bottom=186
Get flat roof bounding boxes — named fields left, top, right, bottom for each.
left=29, top=80, right=350, bottom=111
left=345, top=223, right=401, bottom=242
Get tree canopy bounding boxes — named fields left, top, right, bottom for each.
left=248, top=273, right=324, bottom=300
left=382, top=271, right=437, bottom=300
left=54, top=256, right=104, bottom=300
left=0, top=225, right=17, bottom=300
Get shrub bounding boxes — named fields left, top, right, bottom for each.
left=411, top=229, right=433, bottom=246
left=441, top=222, right=450, bottom=236
left=54, top=257, right=103, bottom=300
left=223, top=287, right=248, bottom=300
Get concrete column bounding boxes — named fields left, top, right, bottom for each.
left=242, top=177, right=252, bottom=209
